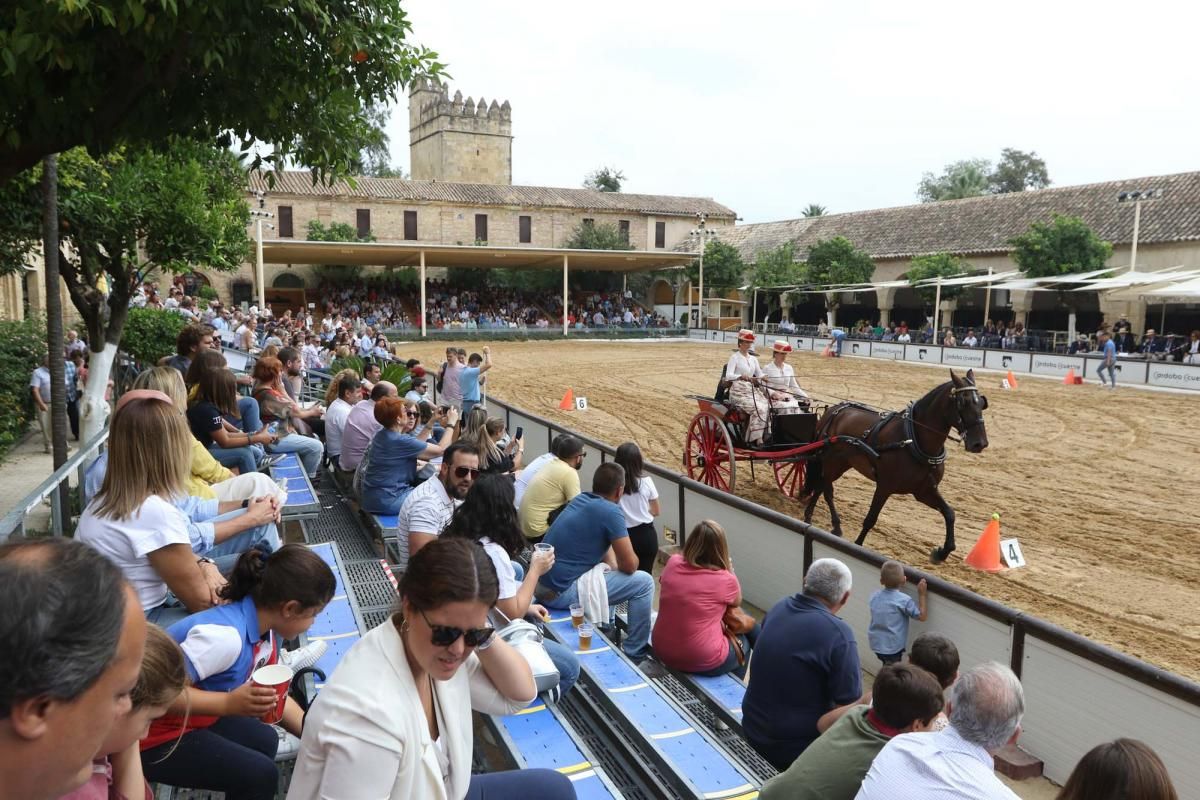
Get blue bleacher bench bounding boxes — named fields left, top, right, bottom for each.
left=299, top=542, right=368, bottom=698
left=492, top=702, right=622, bottom=799
left=270, top=453, right=320, bottom=521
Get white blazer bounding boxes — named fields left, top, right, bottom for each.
left=287, top=617, right=528, bottom=800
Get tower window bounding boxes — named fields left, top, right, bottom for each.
left=618, top=219, right=630, bottom=244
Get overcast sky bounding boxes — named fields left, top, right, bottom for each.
left=385, top=0, right=1197, bottom=224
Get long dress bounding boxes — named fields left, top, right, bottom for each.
left=725, top=351, right=769, bottom=444
left=761, top=361, right=806, bottom=411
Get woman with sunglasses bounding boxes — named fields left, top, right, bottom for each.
left=251, top=356, right=325, bottom=477
left=360, top=397, right=458, bottom=516
left=290, top=538, right=575, bottom=800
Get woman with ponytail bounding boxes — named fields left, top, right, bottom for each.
left=61, top=626, right=188, bottom=800
left=140, top=544, right=335, bottom=800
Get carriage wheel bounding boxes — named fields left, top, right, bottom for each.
left=772, top=459, right=806, bottom=499
left=684, top=413, right=737, bottom=492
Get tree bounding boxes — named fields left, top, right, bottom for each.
left=989, top=148, right=1050, bottom=194
left=0, top=140, right=251, bottom=445
left=307, top=219, right=375, bottom=283
left=906, top=252, right=969, bottom=304
left=801, top=236, right=875, bottom=319
left=1009, top=215, right=1113, bottom=279
left=801, top=203, right=827, bottom=217
left=354, top=105, right=408, bottom=178
left=686, top=239, right=746, bottom=291
left=583, top=167, right=625, bottom=193
left=0, top=0, right=444, bottom=184
left=917, top=158, right=991, bottom=202
left=750, top=242, right=801, bottom=288
left=563, top=221, right=630, bottom=251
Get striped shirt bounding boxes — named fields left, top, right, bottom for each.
left=855, top=725, right=1020, bottom=800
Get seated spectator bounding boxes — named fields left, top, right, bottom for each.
left=339, top=381, right=397, bottom=473
left=942, top=329, right=957, bottom=347
left=855, top=662, right=1025, bottom=800
left=743, top=558, right=862, bottom=770
left=323, top=371, right=361, bottom=469
left=614, top=442, right=661, bottom=573
left=60, top=626, right=187, bottom=800
left=1069, top=334, right=1091, bottom=355
left=962, top=329, right=978, bottom=347
left=518, top=435, right=585, bottom=540
left=896, top=329, right=911, bottom=343
left=1139, top=328, right=1163, bottom=356
left=186, top=351, right=273, bottom=474
left=393, top=442, right=479, bottom=571
left=279, top=346, right=326, bottom=437
left=537, top=464, right=656, bottom=663
left=360, top=399, right=457, bottom=515
left=653, top=519, right=759, bottom=678
left=514, top=434, right=573, bottom=508
left=0, top=538, right=147, bottom=800
left=868, top=560, right=928, bottom=666
left=460, top=411, right=523, bottom=476
left=289, top=538, right=575, bottom=800
left=761, top=664, right=945, bottom=800
left=165, top=323, right=215, bottom=376
left=251, top=356, right=325, bottom=476
left=442, top=473, right=580, bottom=699
left=908, top=632, right=960, bottom=731
left=141, top=545, right=335, bottom=799
left=1056, top=738, right=1178, bottom=800
left=405, top=375, right=429, bottom=405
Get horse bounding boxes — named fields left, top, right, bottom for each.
left=799, top=369, right=989, bottom=563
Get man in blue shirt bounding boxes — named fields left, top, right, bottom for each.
left=458, top=346, right=493, bottom=417
left=743, top=558, right=864, bottom=771
left=1096, top=330, right=1118, bottom=389
left=537, top=463, right=655, bottom=662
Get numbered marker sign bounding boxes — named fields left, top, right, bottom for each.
left=575, top=396, right=589, bottom=411
left=1000, top=538, right=1026, bottom=569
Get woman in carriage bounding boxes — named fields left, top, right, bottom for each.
left=723, top=329, right=771, bottom=445
left=761, top=340, right=808, bottom=411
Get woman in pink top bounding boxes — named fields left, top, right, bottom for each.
left=652, top=520, right=761, bottom=679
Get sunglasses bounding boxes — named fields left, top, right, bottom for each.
left=421, top=609, right=494, bottom=648
left=453, top=466, right=481, bottom=479
left=405, top=411, right=419, bottom=418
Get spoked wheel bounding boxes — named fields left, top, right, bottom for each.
left=772, top=458, right=806, bottom=498
left=684, top=412, right=737, bottom=492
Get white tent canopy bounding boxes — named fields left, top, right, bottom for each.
left=912, top=270, right=1021, bottom=287
left=1070, top=267, right=1198, bottom=290
left=1141, top=276, right=1200, bottom=298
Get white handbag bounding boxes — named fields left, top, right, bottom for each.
left=493, top=611, right=560, bottom=695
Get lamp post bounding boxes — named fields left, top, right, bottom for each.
left=1116, top=188, right=1162, bottom=273
left=250, top=190, right=274, bottom=311
left=689, top=213, right=717, bottom=330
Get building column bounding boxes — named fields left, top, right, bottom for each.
left=939, top=298, right=958, bottom=329
left=875, top=286, right=897, bottom=328
left=419, top=250, right=427, bottom=338
left=1009, top=290, right=1035, bottom=327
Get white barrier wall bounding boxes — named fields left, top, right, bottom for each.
left=1031, top=353, right=1086, bottom=378
left=653, top=471, right=683, bottom=543
left=871, top=342, right=904, bottom=360
left=1148, top=362, right=1200, bottom=390
left=905, top=344, right=942, bottom=364
left=984, top=350, right=1032, bottom=372
left=941, top=346, right=986, bottom=368
left=508, top=409, right=550, bottom=462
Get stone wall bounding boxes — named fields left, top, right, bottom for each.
left=408, top=79, right=513, bottom=185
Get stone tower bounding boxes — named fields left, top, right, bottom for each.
left=408, top=78, right=513, bottom=185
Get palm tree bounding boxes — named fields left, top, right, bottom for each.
left=801, top=203, right=827, bottom=217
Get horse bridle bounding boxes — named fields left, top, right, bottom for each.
left=948, top=384, right=986, bottom=437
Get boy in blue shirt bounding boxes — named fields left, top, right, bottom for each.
left=867, top=560, right=927, bottom=665
left=1096, top=330, right=1118, bottom=389
left=458, top=346, right=493, bottom=417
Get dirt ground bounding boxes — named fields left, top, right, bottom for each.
left=405, top=338, right=1200, bottom=682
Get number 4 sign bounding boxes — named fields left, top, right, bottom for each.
left=1000, top=538, right=1026, bottom=569
left=575, top=396, right=589, bottom=411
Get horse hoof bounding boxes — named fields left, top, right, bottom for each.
left=930, top=548, right=947, bottom=564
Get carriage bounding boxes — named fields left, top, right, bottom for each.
left=682, top=368, right=858, bottom=497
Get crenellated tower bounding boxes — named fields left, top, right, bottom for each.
left=408, top=78, right=513, bottom=185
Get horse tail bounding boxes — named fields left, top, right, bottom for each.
left=800, top=454, right=824, bottom=501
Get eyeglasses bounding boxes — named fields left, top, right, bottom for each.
left=420, top=610, right=494, bottom=648
left=453, top=466, right=481, bottom=479
left=405, top=411, right=419, bottom=418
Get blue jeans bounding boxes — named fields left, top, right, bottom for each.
left=235, top=396, right=263, bottom=433
left=202, top=510, right=281, bottom=572
left=142, top=715, right=278, bottom=800
left=510, top=563, right=579, bottom=697
left=832, top=330, right=846, bottom=356
left=465, top=768, right=574, bottom=800
left=208, top=442, right=261, bottom=475
left=462, top=398, right=479, bottom=418
left=1096, top=362, right=1117, bottom=386
left=266, top=432, right=323, bottom=476
left=546, top=570, right=655, bottom=661
left=145, top=596, right=190, bottom=628
left=695, top=622, right=762, bottom=680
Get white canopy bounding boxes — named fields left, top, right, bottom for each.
left=1140, top=276, right=1200, bottom=299
left=1070, top=267, right=1198, bottom=290
left=912, top=270, right=1021, bottom=287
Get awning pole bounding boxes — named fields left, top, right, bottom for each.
left=933, top=276, right=942, bottom=339
left=419, top=250, right=427, bottom=338
left=983, top=266, right=993, bottom=324
left=562, top=254, right=569, bottom=337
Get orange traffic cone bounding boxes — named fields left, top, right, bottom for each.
left=964, top=513, right=1003, bottom=573
left=1062, top=368, right=1076, bottom=385
left=821, top=343, right=834, bottom=358
left=559, top=388, right=575, bottom=410
left=1006, top=371, right=1019, bottom=390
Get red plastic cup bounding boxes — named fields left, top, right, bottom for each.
left=251, top=663, right=293, bottom=724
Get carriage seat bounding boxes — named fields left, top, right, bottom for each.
left=715, top=365, right=730, bottom=403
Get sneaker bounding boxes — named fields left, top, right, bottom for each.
left=280, top=640, right=327, bottom=673
left=273, top=726, right=301, bottom=762
left=540, top=685, right=562, bottom=705
left=259, top=453, right=287, bottom=470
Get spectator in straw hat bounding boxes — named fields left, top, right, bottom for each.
left=723, top=329, right=770, bottom=445
left=762, top=340, right=807, bottom=408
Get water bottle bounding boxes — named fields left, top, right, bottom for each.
left=277, top=477, right=289, bottom=502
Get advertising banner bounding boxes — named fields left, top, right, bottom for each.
left=904, top=344, right=943, bottom=364
left=871, top=342, right=905, bottom=360
left=984, top=350, right=1032, bottom=373
left=941, top=347, right=986, bottom=368
left=846, top=340, right=871, bottom=358
left=1030, top=354, right=1085, bottom=377
left=1147, top=363, right=1200, bottom=391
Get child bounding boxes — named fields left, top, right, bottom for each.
left=140, top=544, right=335, bottom=799
left=867, top=560, right=927, bottom=666
left=908, top=632, right=959, bottom=732
left=61, top=626, right=188, bottom=800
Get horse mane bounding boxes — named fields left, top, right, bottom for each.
left=914, top=379, right=954, bottom=411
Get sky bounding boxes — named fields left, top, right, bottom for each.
left=385, top=0, right=1200, bottom=224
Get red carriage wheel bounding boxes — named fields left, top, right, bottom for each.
left=684, top=412, right=736, bottom=492
left=772, top=459, right=806, bottom=498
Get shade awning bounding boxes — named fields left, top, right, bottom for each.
left=1142, top=277, right=1200, bottom=298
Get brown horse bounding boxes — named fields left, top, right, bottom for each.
left=800, top=369, right=989, bottom=563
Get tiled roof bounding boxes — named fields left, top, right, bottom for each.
left=690, top=171, right=1200, bottom=262
left=248, top=171, right=736, bottom=219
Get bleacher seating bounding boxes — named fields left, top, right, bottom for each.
left=269, top=453, right=320, bottom=522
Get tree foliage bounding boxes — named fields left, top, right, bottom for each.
left=583, top=166, right=625, bottom=193
left=0, top=316, right=47, bottom=454
left=687, top=239, right=746, bottom=290
left=0, top=0, right=444, bottom=184
left=989, top=148, right=1050, bottom=194
left=307, top=219, right=375, bottom=282
left=918, top=159, right=991, bottom=202
left=354, top=105, right=407, bottom=178
left=906, top=252, right=969, bottom=303
left=120, top=306, right=188, bottom=367
left=1009, top=215, right=1113, bottom=279
left=801, top=203, right=827, bottom=217
left=801, top=236, right=874, bottom=310
left=563, top=221, right=630, bottom=251
left=749, top=242, right=800, bottom=288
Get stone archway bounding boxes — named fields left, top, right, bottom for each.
left=272, top=272, right=306, bottom=289
left=651, top=278, right=675, bottom=304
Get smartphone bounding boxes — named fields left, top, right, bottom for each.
left=515, top=426, right=524, bottom=441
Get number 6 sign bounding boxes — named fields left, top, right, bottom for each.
left=575, top=396, right=588, bottom=411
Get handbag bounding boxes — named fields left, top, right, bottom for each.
left=722, top=605, right=756, bottom=668
left=496, top=617, right=560, bottom=695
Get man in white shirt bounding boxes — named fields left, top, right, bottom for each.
left=963, top=329, right=979, bottom=348
left=301, top=335, right=323, bottom=371
left=358, top=326, right=375, bottom=357
left=340, top=381, right=396, bottom=473
left=855, top=662, right=1024, bottom=800
left=324, top=373, right=361, bottom=469
left=394, top=443, right=480, bottom=571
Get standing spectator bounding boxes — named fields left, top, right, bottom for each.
left=30, top=355, right=53, bottom=453
left=458, top=347, right=493, bottom=417
left=743, top=558, right=863, bottom=770
left=614, top=441, right=661, bottom=573
left=652, top=520, right=759, bottom=678
left=323, top=372, right=361, bottom=469
left=1056, top=739, right=1178, bottom=800
left=0, top=538, right=147, bottom=800
left=438, top=347, right=465, bottom=411
left=392, top=442, right=479, bottom=571
left=855, top=662, right=1025, bottom=800
left=868, top=560, right=928, bottom=666
left=65, top=328, right=88, bottom=357
left=518, top=435, right=585, bottom=541
left=760, top=664, right=945, bottom=800
left=339, top=381, right=397, bottom=474
left=1096, top=330, right=1118, bottom=389
left=537, top=464, right=657, bottom=664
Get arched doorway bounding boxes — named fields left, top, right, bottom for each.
left=272, top=273, right=305, bottom=289
left=268, top=272, right=306, bottom=316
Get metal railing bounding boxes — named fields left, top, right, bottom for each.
left=0, top=428, right=109, bottom=540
